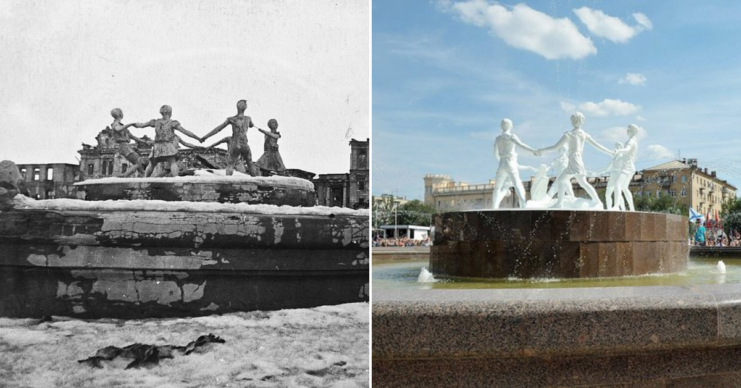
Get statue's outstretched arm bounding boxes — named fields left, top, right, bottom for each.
left=128, top=131, right=148, bottom=145
left=538, top=135, right=566, bottom=154
left=201, top=120, right=229, bottom=142
left=131, top=120, right=154, bottom=129
left=512, top=135, right=538, bottom=154
left=174, top=123, right=201, bottom=142
left=586, top=135, right=614, bottom=155
left=177, top=136, right=200, bottom=149
left=258, top=128, right=280, bottom=139
left=206, top=136, right=230, bottom=149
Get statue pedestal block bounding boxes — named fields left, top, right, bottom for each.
left=431, top=210, right=688, bottom=279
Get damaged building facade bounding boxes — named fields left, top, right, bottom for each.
left=313, top=138, right=369, bottom=209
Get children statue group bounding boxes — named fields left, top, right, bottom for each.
left=492, top=112, right=639, bottom=211
left=108, top=100, right=286, bottom=178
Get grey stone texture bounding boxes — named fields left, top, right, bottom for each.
left=76, top=178, right=315, bottom=207
left=431, top=210, right=689, bottom=278
left=0, top=207, right=368, bottom=318
left=373, top=286, right=741, bottom=387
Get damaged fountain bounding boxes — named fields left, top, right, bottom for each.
left=0, top=164, right=368, bottom=319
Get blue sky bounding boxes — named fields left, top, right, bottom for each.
left=372, top=0, right=741, bottom=199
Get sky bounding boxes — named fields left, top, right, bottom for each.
left=0, top=0, right=369, bottom=175
left=373, top=0, right=741, bottom=200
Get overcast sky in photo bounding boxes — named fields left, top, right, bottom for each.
left=0, top=0, right=369, bottom=175
left=373, top=0, right=741, bottom=199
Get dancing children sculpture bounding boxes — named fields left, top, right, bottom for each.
left=611, top=124, right=640, bottom=211
left=492, top=118, right=539, bottom=209
left=599, top=142, right=628, bottom=211
left=201, top=100, right=260, bottom=176
left=536, top=112, right=614, bottom=208
left=109, top=108, right=149, bottom=177
left=255, top=119, right=286, bottom=176
left=131, top=105, right=201, bottom=177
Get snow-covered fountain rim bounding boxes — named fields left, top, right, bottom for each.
left=11, top=195, right=369, bottom=217
left=74, top=172, right=315, bottom=191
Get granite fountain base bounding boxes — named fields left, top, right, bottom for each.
left=431, top=210, right=688, bottom=279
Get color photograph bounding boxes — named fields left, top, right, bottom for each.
left=372, top=1, right=741, bottom=387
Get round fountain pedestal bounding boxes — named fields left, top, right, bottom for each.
left=74, top=173, right=316, bottom=207
left=431, top=210, right=688, bottom=279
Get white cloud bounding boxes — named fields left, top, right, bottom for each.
left=599, top=125, right=647, bottom=145
left=645, top=144, right=675, bottom=160
left=444, top=0, right=596, bottom=60
left=619, top=72, right=647, bottom=86
left=573, top=7, right=652, bottom=43
left=560, top=101, right=576, bottom=112
left=633, top=13, right=653, bottom=30
left=636, top=115, right=647, bottom=122
left=577, top=99, right=641, bottom=117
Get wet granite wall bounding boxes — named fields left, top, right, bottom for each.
left=431, top=210, right=688, bottom=278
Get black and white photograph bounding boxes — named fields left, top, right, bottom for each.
left=0, top=0, right=369, bottom=386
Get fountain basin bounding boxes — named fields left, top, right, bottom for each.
left=0, top=196, right=369, bottom=318
left=432, top=210, right=688, bottom=278
left=373, top=285, right=741, bottom=387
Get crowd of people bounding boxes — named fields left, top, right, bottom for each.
left=372, top=236, right=431, bottom=247
left=692, top=220, right=741, bottom=247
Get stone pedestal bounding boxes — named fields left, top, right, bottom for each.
left=431, top=210, right=688, bottom=279
left=74, top=175, right=316, bottom=207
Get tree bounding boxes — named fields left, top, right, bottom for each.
left=722, top=197, right=741, bottom=235
left=396, top=200, right=436, bottom=227
left=372, top=195, right=396, bottom=230
left=633, top=193, right=685, bottom=215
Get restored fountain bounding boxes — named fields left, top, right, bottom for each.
left=372, top=114, right=741, bottom=387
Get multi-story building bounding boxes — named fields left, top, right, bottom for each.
left=423, top=174, right=519, bottom=211
left=636, top=159, right=736, bottom=215
left=16, top=163, right=79, bottom=199
left=314, top=138, right=369, bottom=209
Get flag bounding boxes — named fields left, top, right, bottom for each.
left=689, top=208, right=702, bottom=222
left=706, top=211, right=711, bottom=228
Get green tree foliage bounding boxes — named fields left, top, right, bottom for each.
left=372, top=195, right=396, bottom=229
left=633, top=193, right=686, bottom=215
left=372, top=197, right=436, bottom=228
left=722, top=197, right=741, bottom=234
left=396, top=200, right=436, bottom=226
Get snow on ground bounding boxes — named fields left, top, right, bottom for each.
left=0, top=303, right=368, bottom=388
left=12, top=195, right=369, bottom=217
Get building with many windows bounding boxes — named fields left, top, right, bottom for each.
left=637, top=159, right=736, bottom=215
left=16, top=163, right=79, bottom=199
left=423, top=174, right=519, bottom=211
left=314, top=138, right=369, bottom=209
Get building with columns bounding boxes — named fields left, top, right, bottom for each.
left=423, top=174, right=519, bottom=211
left=314, top=138, right=369, bottom=209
